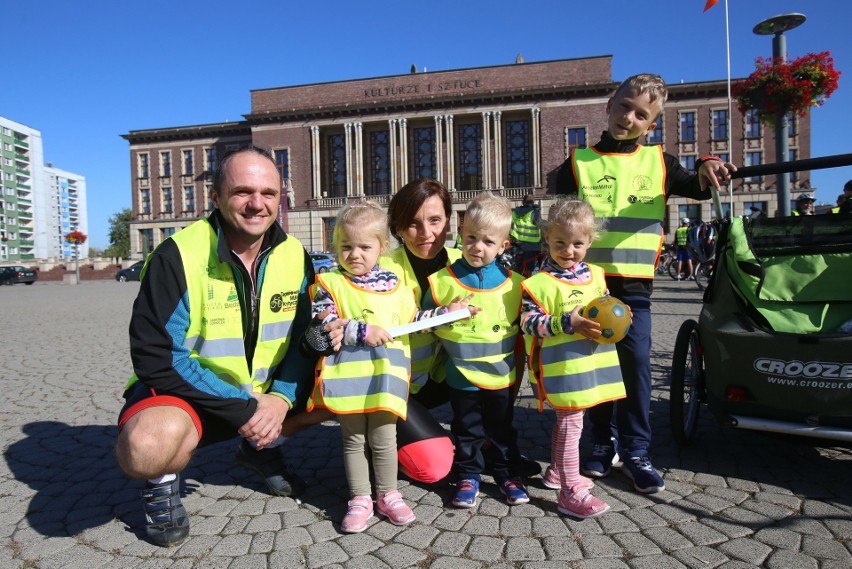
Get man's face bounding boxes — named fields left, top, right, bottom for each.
left=606, top=87, right=662, bottom=141
left=797, top=199, right=815, bottom=214
left=211, top=152, right=281, bottom=251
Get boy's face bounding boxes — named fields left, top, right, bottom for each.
left=606, top=87, right=662, bottom=141
left=461, top=221, right=509, bottom=269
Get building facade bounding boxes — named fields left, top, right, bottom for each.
left=122, top=56, right=812, bottom=258
left=0, top=116, right=88, bottom=262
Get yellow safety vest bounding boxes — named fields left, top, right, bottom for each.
left=573, top=146, right=666, bottom=278
left=675, top=226, right=688, bottom=246
left=428, top=266, right=524, bottom=390
left=510, top=208, right=541, bottom=244
left=308, top=272, right=417, bottom=419
left=521, top=265, right=625, bottom=411
left=127, top=218, right=305, bottom=394
left=381, top=246, right=462, bottom=393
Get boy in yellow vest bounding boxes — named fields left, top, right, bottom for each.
left=555, top=73, right=737, bottom=493
left=425, top=192, right=530, bottom=508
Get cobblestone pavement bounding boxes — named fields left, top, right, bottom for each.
left=1, top=279, right=850, bottom=568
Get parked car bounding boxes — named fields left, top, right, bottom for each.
left=0, top=265, right=37, bottom=285
left=310, top=252, right=338, bottom=273
left=115, top=261, right=145, bottom=282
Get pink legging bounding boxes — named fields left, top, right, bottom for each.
left=551, top=409, right=586, bottom=492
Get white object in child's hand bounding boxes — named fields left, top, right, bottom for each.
left=388, top=308, right=471, bottom=337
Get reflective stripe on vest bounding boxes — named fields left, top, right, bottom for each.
left=573, top=146, right=666, bottom=278
left=381, top=246, right=461, bottom=392
left=428, top=266, right=523, bottom=389
left=521, top=266, right=626, bottom=411
left=174, top=219, right=303, bottom=394
left=510, top=209, right=541, bottom=243
left=309, top=271, right=416, bottom=418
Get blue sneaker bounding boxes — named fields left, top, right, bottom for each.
left=452, top=478, right=480, bottom=508
left=621, top=452, right=665, bottom=494
left=581, top=438, right=621, bottom=478
left=498, top=478, right=530, bottom=505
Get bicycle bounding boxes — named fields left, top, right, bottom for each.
left=657, top=245, right=675, bottom=276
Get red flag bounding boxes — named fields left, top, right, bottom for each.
left=704, top=0, right=719, bottom=11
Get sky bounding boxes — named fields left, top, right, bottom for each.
left=3, top=0, right=850, bottom=249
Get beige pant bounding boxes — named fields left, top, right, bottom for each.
left=339, top=411, right=398, bottom=497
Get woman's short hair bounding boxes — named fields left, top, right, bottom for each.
left=387, top=179, right=452, bottom=243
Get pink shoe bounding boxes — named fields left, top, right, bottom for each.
left=376, top=490, right=415, bottom=525
left=557, top=489, right=610, bottom=519
left=341, top=495, right=373, bottom=533
left=542, top=465, right=594, bottom=492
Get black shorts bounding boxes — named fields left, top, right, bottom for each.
left=118, top=382, right=308, bottom=448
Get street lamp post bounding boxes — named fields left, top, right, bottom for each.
left=753, top=13, right=806, bottom=217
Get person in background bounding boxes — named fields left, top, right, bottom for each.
left=792, top=193, right=815, bottom=216
left=674, top=217, right=694, bottom=280
left=510, top=194, right=543, bottom=272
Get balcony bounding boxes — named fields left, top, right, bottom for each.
left=13, top=137, right=29, bottom=148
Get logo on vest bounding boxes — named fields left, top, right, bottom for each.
left=270, top=290, right=299, bottom=313
left=632, top=175, right=652, bottom=192
left=597, top=175, right=617, bottom=184
left=627, top=194, right=656, bottom=205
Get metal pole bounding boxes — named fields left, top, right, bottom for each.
left=773, top=31, right=791, bottom=216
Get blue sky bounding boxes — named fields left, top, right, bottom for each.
left=3, top=0, right=849, bottom=248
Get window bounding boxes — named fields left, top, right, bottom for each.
left=712, top=110, right=728, bottom=140
left=789, top=149, right=798, bottom=182
left=565, top=126, right=586, bottom=155
left=456, top=122, right=482, bottom=192
left=206, top=185, right=214, bottom=211
left=745, top=151, right=762, bottom=182
left=162, top=227, right=176, bottom=239
left=204, top=147, right=217, bottom=173
left=137, top=153, right=149, bottom=179
left=160, top=151, right=171, bottom=177
left=367, top=131, right=390, bottom=196
left=326, top=134, right=347, bottom=198
left=3, top=143, right=10, bottom=151
left=3, top=158, right=10, bottom=166
left=274, top=148, right=290, bottom=183
left=505, top=120, right=532, bottom=188
left=745, top=109, right=761, bottom=138
left=140, top=228, right=154, bottom=255
left=717, top=153, right=729, bottom=164
left=323, top=217, right=335, bottom=251
left=162, top=187, right=173, bottom=213
left=1, top=127, right=9, bottom=135
left=140, top=188, right=151, bottom=214
left=183, top=186, right=195, bottom=212
left=679, top=155, right=696, bottom=172
left=647, top=116, right=663, bottom=145
left=182, top=149, right=193, bottom=176
left=786, top=112, right=797, bottom=136
left=679, top=112, right=696, bottom=142
left=411, top=127, right=436, bottom=180
left=678, top=204, right=701, bottom=223
left=744, top=201, right=767, bottom=217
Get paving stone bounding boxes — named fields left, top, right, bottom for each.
left=372, top=543, right=427, bottom=567
left=505, top=535, right=546, bottom=561
left=427, top=557, right=481, bottom=569
left=500, top=515, right=532, bottom=536
left=461, top=514, right=500, bottom=535
left=764, top=549, right=818, bottom=569
left=626, top=554, right=690, bottom=568
left=642, top=526, right=695, bottom=553
left=598, top=512, right=640, bottom=534
left=305, top=540, right=349, bottom=568
left=429, top=531, right=470, bottom=556
left=800, top=534, right=852, bottom=561
left=717, top=537, right=772, bottom=565
left=675, top=521, right=728, bottom=546
left=467, top=535, right=505, bottom=561
left=578, top=533, right=622, bottom=558
left=611, top=532, right=662, bottom=556
left=343, top=553, right=392, bottom=569
left=670, top=545, right=730, bottom=568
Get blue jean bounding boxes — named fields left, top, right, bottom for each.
left=587, top=295, right=653, bottom=455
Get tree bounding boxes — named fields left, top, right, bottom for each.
left=104, top=208, right=131, bottom=259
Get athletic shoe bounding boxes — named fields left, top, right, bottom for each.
left=235, top=440, right=306, bottom=497
left=581, top=439, right=621, bottom=478
left=498, top=478, right=530, bottom=505
left=140, top=475, right=190, bottom=547
left=340, top=496, right=373, bottom=533
left=687, top=275, right=695, bottom=281
left=557, top=489, right=611, bottom=519
left=542, top=465, right=594, bottom=492
left=376, top=490, right=415, bottom=525
left=452, top=478, right=480, bottom=508
left=621, top=452, right=665, bottom=494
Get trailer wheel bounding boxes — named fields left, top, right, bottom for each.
left=670, top=319, right=704, bottom=446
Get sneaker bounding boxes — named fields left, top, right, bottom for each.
left=140, top=475, right=190, bottom=547
left=621, top=453, right=665, bottom=494
left=376, top=490, right=415, bottom=525
left=341, top=496, right=373, bottom=533
left=687, top=275, right=695, bottom=281
left=452, top=478, right=480, bottom=508
left=482, top=445, right=542, bottom=478
left=581, top=439, right=621, bottom=478
left=235, top=439, right=306, bottom=497
left=557, top=489, right=611, bottom=519
left=542, top=465, right=594, bottom=492
left=498, top=478, right=530, bottom=505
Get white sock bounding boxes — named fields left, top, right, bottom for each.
left=148, top=473, right=176, bottom=485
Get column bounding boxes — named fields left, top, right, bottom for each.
left=310, top=126, right=321, bottom=199
left=399, top=118, right=409, bottom=185
left=344, top=122, right=353, bottom=197
left=354, top=121, right=364, bottom=196
left=445, top=114, right=455, bottom=190
left=531, top=107, right=541, bottom=188
left=434, top=115, right=444, bottom=183
left=493, top=111, right=503, bottom=189
left=481, top=112, right=491, bottom=190
left=389, top=119, right=398, bottom=193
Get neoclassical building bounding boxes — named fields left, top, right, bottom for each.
left=122, top=56, right=810, bottom=258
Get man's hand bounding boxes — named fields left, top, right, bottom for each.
left=699, top=159, right=737, bottom=191
left=238, top=393, right=289, bottom=449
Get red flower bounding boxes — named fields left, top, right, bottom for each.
left=65, top=230, right=88, bottom=244
left=734, top=51, right=841, bottom=124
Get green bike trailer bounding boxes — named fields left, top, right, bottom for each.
left=670, top=214, right=852, bottom=445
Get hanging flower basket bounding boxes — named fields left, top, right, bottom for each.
left=734, top=51, right=841, bottom=124
left=64, top=230, right=88, bottom=244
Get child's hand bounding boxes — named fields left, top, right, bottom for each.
left=324, top=318, right=347, bottom=351
left=699, top=159, right=737, bottom=191
left=569, top=305, right=602, bottom=340
left=449, top=293, right=482, bottom=316
left=365, top=325, right=393, bottom=347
